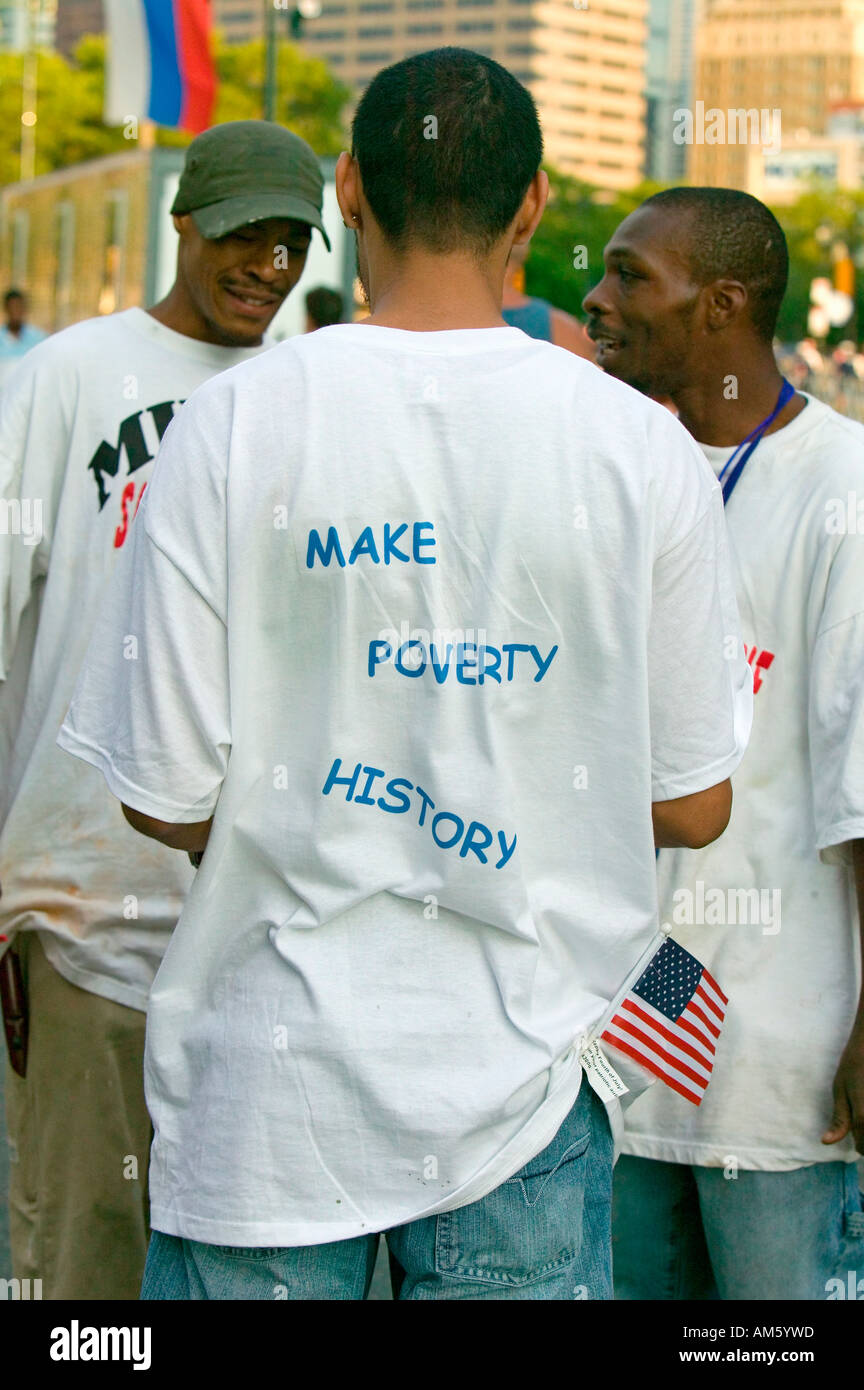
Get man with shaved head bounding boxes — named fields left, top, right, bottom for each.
left=585, top=189, right=864, bottom=1301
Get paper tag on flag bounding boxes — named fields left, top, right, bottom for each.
left=580, top=1039, right=630, bottom=1103
left=600, top=936, right=727, bottom=1105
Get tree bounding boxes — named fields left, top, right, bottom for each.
left=0, top=35, right=351, bottom=188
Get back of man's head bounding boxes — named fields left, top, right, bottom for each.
left=640, top=187, right=789, bottom=343
left=351, top=47, right=543, bottom=258
left=305, top=286, right=344, bottom=328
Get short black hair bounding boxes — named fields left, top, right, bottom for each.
left=305, top=286, right=344, bottom=326
left=641, top=188, right=788, bottom=342
left=4, top=288, right=25, bottom=305
left=351, top=47, right=543, bottom=256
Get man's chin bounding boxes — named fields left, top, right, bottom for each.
left=597, top=349, right=653, bottom=394
left=207, top=314, right=274, bottom=348
left=597, top=351, right=631, bottom=383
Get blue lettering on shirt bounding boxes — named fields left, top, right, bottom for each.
left=367, top=640, right=558, bottom=685
left=349, top=527, right=380, bottom=565
left=321, top=757, right=517, bottom=873
left=412, top=522, right=436, bottom=563
left=306, top=526, right=346, bottom=569
left=306, top=522, right=436, bottom=568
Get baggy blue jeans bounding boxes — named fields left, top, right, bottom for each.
left=141, top=1077, right=613, bottom=1300
left=613, top=1152, right=864, bottom=1300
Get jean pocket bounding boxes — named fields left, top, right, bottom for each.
left=434, top=1116, right=593, bottom=1288
left=507, top=1127, right=592, bottom=1208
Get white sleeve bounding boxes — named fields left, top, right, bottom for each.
left=810, top=534, right=864, bottom=864
left=647, top=438, right=753, bottom=801
left=57, top=396, right=231, bottom=823
left=0, top=352, right=58, bottom=681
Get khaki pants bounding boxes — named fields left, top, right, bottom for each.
left=4, top=932, right=152, bottom=1299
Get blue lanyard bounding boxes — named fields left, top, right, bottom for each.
left=718, top=378, right=795, bottom=506
left=655, top=380, right=794, bottom=864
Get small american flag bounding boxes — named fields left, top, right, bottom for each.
left=601, top=937, right=727, bottom=1105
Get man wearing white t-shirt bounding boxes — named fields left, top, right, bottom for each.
left=584, top=187, right=864, bottom=1300
left=0, top=120, right=330, bottom=1299
left=60, top=50, right=751, bottom=1300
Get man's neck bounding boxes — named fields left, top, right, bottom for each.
left=674, top=350, right=806, bottom=446
left=147, top=285, right=264, bottom=348
left=362, top=252, right=510, bottom=330
left=6, top=323, right=22, bottom=339
left=501, top=279, right=528, bottom=310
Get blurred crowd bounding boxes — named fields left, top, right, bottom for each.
left=779, top=338, right=864, bottom=425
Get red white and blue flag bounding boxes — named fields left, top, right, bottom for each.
left=601, top=938, right=727, bottom=1105
left=105, top=0, right=216, bottom=134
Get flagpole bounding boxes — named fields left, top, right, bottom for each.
left=19, top=0, right=41, bottom=181
left=264, top=0, right=277, bottom=121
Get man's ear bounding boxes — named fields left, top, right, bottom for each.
left=704, top=278, right=748, bottom=332
left=510, top=169, right=550, bottom=254
left=335, top=151, right=360, bottom=228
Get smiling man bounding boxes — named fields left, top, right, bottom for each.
left=584, top=188, right=864, bottom=1300
left=0, top=119, right=328, bottom=1299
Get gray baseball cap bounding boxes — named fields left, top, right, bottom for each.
left=171, top=120, right=331, bottom=250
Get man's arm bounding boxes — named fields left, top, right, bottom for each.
left=822, top=838, right=864, bottom=1154
left=652, top=779, right=732, bottom=850
left=122, top=804, right=213, bottom=854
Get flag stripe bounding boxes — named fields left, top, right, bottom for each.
left=702, top=968, right=728, bottom=1006
left=604, top=1022, right=711, bottom=1094
left=695, top=983, right=724, bottom=1021
left=687, top=1000, right=721, bottom=1038
left=176, top=0, right=216, bottom=132
left=104, top=0, right=150, bottom=125
left=619, top=999, right=714, bottom=1071
left=603, top=1017, right=710, bottom=1089
left=678, top=1013, right=716, bottom=1056
left=144, top=0, right=183, bottom=127
left=602, top=1035, right=703, bottom=1104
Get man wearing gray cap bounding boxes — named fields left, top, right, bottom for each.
left=0, top=120, right=328, bottom=1300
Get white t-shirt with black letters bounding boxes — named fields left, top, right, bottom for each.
left=0, top=308, right=267, bottom=1009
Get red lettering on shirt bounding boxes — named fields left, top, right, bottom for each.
left=744, top=644, right=774, bottom=694
left=113, top=480, right=147, bottom=549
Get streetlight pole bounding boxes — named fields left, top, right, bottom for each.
left=263, top=1, right=322, bottom=120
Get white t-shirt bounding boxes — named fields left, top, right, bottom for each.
left=59, top=323, right=752, bottom=1245
left=0, top=308, right=269, bottom=1010
left=622, top=393, right=864, bottom=1170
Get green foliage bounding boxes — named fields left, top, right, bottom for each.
left=215, top=40, right=351, bottom=155
left=527, top=169, right=665, bottom=318
left=772, top=186, right=864, bottom=344
left=0, top=34, right=351, bottom=188
left=0, top=41, right=126, bottom=184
